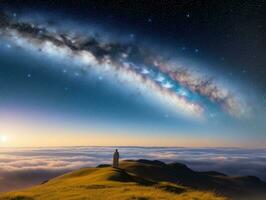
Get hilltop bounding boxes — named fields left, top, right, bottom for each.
left=1, top=160, right=266, bottom=200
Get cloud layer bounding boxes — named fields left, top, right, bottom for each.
left=0, top=147, right=266, bottom=192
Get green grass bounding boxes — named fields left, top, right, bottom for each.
left=0, top=161, right=227, bottom=200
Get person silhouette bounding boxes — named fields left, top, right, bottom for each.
left=112, top=149, right=119, bottom=168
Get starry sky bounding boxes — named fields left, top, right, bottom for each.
left=0, top=0, right=266, bottom=147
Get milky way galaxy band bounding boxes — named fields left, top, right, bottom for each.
left=0, top=12, right=246, bottom=119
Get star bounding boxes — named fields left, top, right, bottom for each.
left=182, top=46, right=187, bottom=51
left=209, top=113, right=216, bottom=118
left=263, top=94, right=266, bottom=101
left=38, top=30, right=44, bottom=35
left=162, top=82, right=173, bottom=89
left=186, top=13, right=190, bottom=18
left=178, top=89, right=188, bottom=97
left=27, top=73, right=32, bottom=78
left=129, top=33, right=135, bottom=39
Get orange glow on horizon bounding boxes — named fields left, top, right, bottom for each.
left=1, top=113, right=265, bottom=148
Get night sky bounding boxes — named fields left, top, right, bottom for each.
left=0, top=0, right=266, bottom=147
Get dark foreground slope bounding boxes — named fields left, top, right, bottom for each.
left=119, top=160, right=266, bottom=200
left=1, top=160, right=266, bottom=200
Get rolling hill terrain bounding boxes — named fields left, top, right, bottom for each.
left=1, top=160, right=266, bottom=200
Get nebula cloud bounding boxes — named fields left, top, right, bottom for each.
left=0, top=12, right=246, bottom=119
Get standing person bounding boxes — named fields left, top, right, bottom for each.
left=112, top=149, right=119, bottom=168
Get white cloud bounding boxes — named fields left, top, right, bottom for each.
left=0, top=147, right=266, bottom=192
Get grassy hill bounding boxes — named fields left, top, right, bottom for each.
left=1, top=160, right=266, bottom=200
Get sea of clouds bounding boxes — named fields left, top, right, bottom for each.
left=0, top=147, right=266, bottom=192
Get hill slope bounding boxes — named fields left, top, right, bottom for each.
left=119, top=160, right=266, bottom=199
left=1, top=160, right=266, bottom=200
